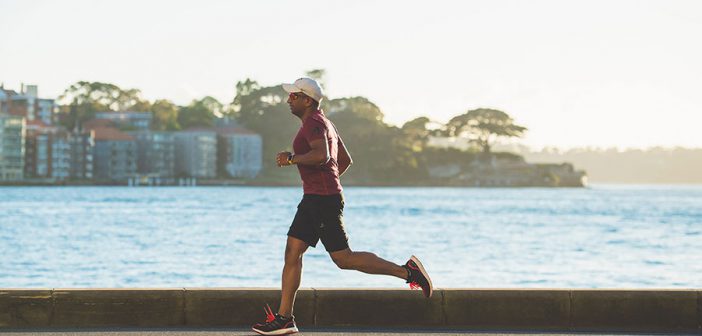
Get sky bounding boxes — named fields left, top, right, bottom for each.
left=1, top=0, right=701, bottom=149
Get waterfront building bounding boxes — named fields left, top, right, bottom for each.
left=24, top=120, right=49, bottom=178
left=174, top=129, right=217, bottom=178
left=216, top=127, right=262, bottom=179
left=0, top=113, right=26, bottom=181
left=69, top=129, right=94, bottom=180
left=24, top=119, right=94, bottom=181
left=49, top=128, right=71, bottom=181
left=0, top=84, right=55, bottom=125
left=127, top=130, right=176, bottom=177
left=0, top=88, right=17, bottom=114
left=95, top=111, right=152, bottom=130
left=89, top=127, right=137, bottom=181
left=23, top=121, right=73, bottom=180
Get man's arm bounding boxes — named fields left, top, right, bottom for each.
left=276, top=139, right=329, bottom=167
left=337, top=138, right=353, bottom=176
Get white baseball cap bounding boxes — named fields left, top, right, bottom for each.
left=282, top=77, right=324, bottom=103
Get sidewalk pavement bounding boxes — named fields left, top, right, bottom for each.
left=0, top=328, right=677, bottom=336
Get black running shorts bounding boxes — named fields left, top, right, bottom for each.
left=287, top=193, right=349, bottom=252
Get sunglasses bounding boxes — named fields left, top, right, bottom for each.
left=288, top=92, right=306, bottom=101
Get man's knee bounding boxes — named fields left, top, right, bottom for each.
left=332, top=256, right=353, bottom=270
left=284, top=248, right=303, bottom=265
left=284, top=237, right=308, bottom=265
left=331, top=250, right=354, bottom=270
left=284, top=254, right=302, bottom=266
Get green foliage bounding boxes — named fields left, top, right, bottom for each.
left=230, top=80, right=529, bottom=183
left=493, top=151, right=524, bottom=161
left=58, top=81, right=150, bottom=129
left=446, top=108, right=527, bottom=153
left=421, top=147, right=476, bottom=167
left=305, top=69, right=327, bottom=90
left=232, top=79, right=299, bottom=172
left=150, top=99, right=180, bottom=131
left=326, top=97, right=423, bottom=182
left=402, top=116, right=432, bottom=152
left=56, top=76, right=533, bottom=185
left=178, top=96, right=222, bottom=129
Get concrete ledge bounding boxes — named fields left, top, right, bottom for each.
left=571, top=290, right=699, bottom=333
left=183, top=288, right=314, bottom=327
left=443, top=289, right=570, bottom=330
left=315, top=289, right=443, bottom=327
left=52, top=288, right=184, bottom=327
left=0, top=289, right=52, bottom=328
left=0, top=288, right=700, bottom=333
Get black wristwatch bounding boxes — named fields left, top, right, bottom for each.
left=287, top=153, right=295, bottom=165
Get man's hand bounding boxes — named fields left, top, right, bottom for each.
left=276, top=151, right=293, bottom=167
left=278, top=140, right=329, bottom=167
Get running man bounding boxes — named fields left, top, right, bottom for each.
left=252, top=78, right=432, bottom=335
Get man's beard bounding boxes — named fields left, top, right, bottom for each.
left=291, top=107, right=304, bottom=118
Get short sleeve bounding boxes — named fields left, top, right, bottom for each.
left=304, top=119, right=327, bottom=143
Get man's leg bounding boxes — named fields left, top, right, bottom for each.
left=329, top=248, right=408, bottom=279
left=278, top=236, right=309, bottom=317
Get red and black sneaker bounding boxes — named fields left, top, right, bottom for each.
left=251, top=304, right=298, bottom=335
left=403, top=255, right=433, bottom=298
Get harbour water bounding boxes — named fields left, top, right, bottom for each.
left=0, top=185, right=700, bottom=288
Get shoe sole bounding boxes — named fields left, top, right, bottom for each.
left=251, top=326, right=298, bottom=335
left=411, top=255, right=433, bottom=298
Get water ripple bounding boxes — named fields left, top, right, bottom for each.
left=0, top=185, right=701, bottom=288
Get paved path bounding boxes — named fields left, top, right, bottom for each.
left=0, top=329, right=676, bottom=336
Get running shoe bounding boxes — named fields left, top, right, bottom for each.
left=403, top=255, right=433, bottom=298
left=251, top=304, right=298, bottom=335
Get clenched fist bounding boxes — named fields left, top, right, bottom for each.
left=276, top=151, right=293, bottom=167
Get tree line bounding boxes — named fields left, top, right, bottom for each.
left=57, top=71, right=528, bottom=183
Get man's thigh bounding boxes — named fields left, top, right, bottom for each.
left=284, top=236, right=309, bottom=262
left=287, top=198, right=321, bottom=248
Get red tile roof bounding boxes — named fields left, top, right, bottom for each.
left=92, top=127, right=134, bottom=141
left=83, top=119, right=115, bottom=130
left=26, top=119, right=48, bottom=127
left=27, top=119, right=49, bottom=129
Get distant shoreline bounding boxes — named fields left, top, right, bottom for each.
left=2, top=180, right=700, bottom=187
left=0, top=180, right=583, bottom=188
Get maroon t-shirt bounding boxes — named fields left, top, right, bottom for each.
left=293, top=110, right=343, bottom=195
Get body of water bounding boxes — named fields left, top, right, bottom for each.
left=1, top=185, right=700, bottom=288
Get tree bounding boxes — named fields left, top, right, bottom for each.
left=328, top=96, right=384, bottom=122
left=305, top=69, right=327, bottom=90
left=118, top=88, right=150, bottom=111
left=199, top=96, right=224, bottom=118
left=178, top=96, right=222, bottom=129
left=58, top=81, right=150, bottom=130
left=150, top=99, right=180, bottom=131
left=233, top=81, right=299, bottom=172
left=402, top=117, right=432, bottom=152
left=327, top=97, right=423, bottom=182
left=446, top=108, right=527, bottom=154
left=228, top=78, right=261, bottom=118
